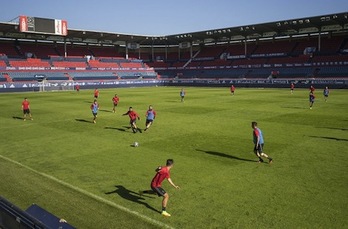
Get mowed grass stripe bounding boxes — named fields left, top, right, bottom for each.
left=0, top=87, right=347, bottom=228
left=0, top=154, right=173, bottom=229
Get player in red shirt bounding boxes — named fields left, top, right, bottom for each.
left=21, top=98, right=33, bottom=121
left=290, top=83, right=294, bottom=94
left=122, top=107, right=142, bottom=133
left=139, top=159, right=180, bottom=217
left=112, top=94, right=119, bottom=113
left=75, top=84, right=80, bottom=92
left=309, top=85, right=315, bottom=93
left=94, top=88, right=99, bottom=99
left=230, top=85, right=235, bottom=95
left=309, top=91, right=315, bottom=109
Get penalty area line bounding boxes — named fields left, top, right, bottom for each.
left=0, top=154, right=174, bottom=229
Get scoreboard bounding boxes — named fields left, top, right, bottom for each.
left=19, top=16, right=68, bottom=36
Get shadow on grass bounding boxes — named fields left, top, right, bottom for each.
left=99, top=109, right=113, bottom=113
left=122, top=126, right=132, bottom=129
left=105, top=185, right=160, bottom=213
left=104, top=126, right=126, bottom=131
left=12, top=116, right=24, bottom=120
left=309, top=136, right=348, bottom=142
left=280, top=106, right=306, bottom=109
left=196, top=149, right=256, bottom=162
left=75, top=118, right=93, bottom=123
left=316, top=127, right=348, bottom=131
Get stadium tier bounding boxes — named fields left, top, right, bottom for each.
left=0, top=12, right=347, bottom=89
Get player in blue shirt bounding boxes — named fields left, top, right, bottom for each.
left=90, top=99, right=99, bottom=124
left=144, top=105, right=157, bottom=131
left=252, top=121, right=273, bottom=163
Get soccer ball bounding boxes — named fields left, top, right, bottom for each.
left=133, top=142, right=139, bottom=147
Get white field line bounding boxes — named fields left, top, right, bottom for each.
left=0, top=154, right=174, bottom=229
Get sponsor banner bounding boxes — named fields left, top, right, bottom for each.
left=19, top=16, right=28, bottom=32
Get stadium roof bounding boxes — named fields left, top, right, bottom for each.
left=0, top=12, right=347, bottom=47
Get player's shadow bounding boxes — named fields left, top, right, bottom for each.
left=105, top=185, right=159, bottom=213
left=280, top=106, right=306, bottom=109
left=308, top=135, right=348, bottom=142
left=12, top=116, right=24, bottom=120
left=99, top=109, right=112, bottom=113
left=104, top=126, right=126, bottom=132
left=316, top=127, right=348, bottom=131
left=122, top=126, right=132, bottom=129
left=196, top=149, right=256, bottom=162
left=75, top=118, right=93, bottom=123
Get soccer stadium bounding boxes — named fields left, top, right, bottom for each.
left=0, top=10, right=347, bottom=229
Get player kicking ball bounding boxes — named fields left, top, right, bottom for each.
left=139, top=159, right=180, bottom=217
left=122, top=107, right=142, bottom=133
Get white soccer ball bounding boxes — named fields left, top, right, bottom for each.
left=133, top=142, right=139, bottom=147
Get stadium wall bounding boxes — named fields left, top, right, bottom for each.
left=0, top=78, right=347, bottom=93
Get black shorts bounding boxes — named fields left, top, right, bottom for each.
left=23, top=109, right=30, bottom=114
left=130, top=119, right=136, bottom=125
left=254, top=144, right=264, bottom=154
left=113, top=103, right=118, bottom=106
left=92, top=112, right=98, bottom=117
left=146, top=119, right=153, bottom=125
left=151, top=186, right=166, bottom=197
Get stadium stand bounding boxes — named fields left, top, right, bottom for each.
left=0, top=12, right=347, bottom=91
left=0, top=196, right=75, bottom=229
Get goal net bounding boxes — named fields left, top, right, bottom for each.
left=38, top=80, right=75, bottom=92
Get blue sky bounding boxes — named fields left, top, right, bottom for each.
left=1, top=0, right=347, bottom=35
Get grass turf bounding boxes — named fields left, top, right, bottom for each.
left=0, top=86, right=347, bottom=228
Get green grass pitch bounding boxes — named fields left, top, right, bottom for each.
left=0, top=86, right=347, bottom=228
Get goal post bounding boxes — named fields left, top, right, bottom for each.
left=38, top=80, right=75, bottom=92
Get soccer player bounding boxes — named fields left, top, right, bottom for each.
left=323, top=86, right=329, bottom=102
left=75, top=84, right=80, bottom=92
left=112, top=94, right=119, bottom=113
left=122, top=107, right=142, bottom=133
left=309, top=85, right=315, bottom=93
left=230, top=85, right=235, bottom=95
left=180, top=88, right=185, bottom=102
left=90, top=99, right=99, bottom=124
left=290, top=83, right=294, bottom=94
left=139, top=159, right=180, bottom=217
left=309, top=91, right=315, bottom=109
left=144, top=105, right=156, bottom=131
left=21, top=98, right=33, bottom=121
left=252, top=121, right=272, bottom=163
left=94, top=88, right=99, bottom=99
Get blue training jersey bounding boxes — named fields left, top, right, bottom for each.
left=253, top=127, right=264, bottom=144
left=91, top=103, right=99, bottom=113
left=146, top=110, right=155, bottom=120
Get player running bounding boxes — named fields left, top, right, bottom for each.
left=180, top=88, right=185, bottom=102
left=112, top=94, right=119, bottom=113
left=230, top=85, right=235, bottom=95
left=139, top=159, right=180, bottom=217
left=90, top=99, right=99, bottom=124
left=309, top=91, right=315, bottom=109
left=94, top=88, right=99, bottom=99
left=144, top=105, right=156, bottom=131
left=21, top=98, right=33, bottom=121
left=323, top=86, right=329, bottom=102
left=122, top=107, right=142, bottom=133
left=290, top=83, right=294, bottom=94
left=252, top=121, right=273, bottom=164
